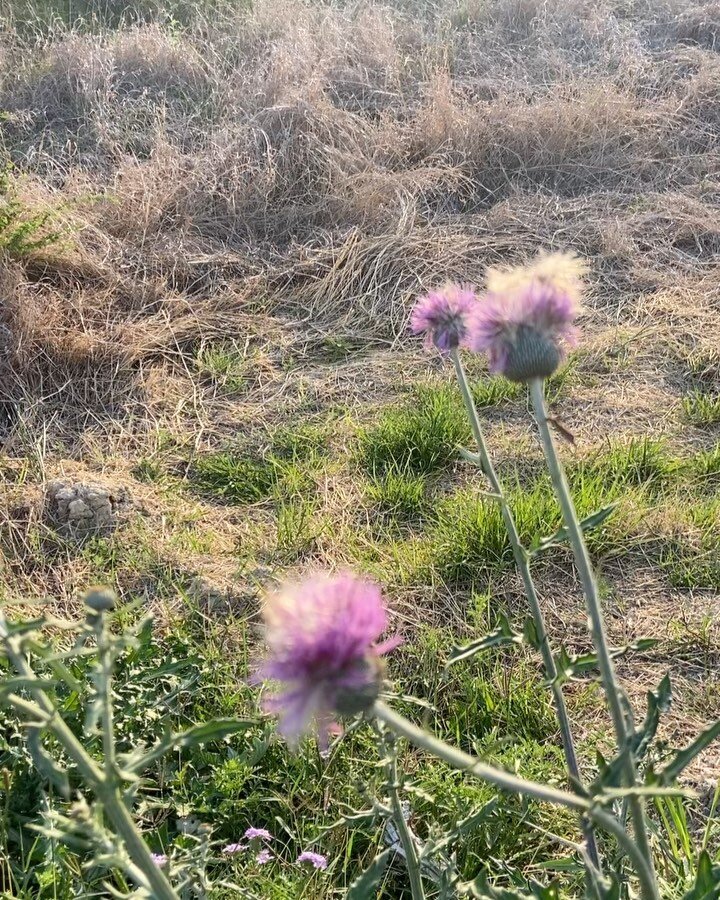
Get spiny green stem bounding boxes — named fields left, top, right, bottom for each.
left=95, top=616, right=118, bottom=779
left=373, top=701, right=658, bottom=900
left=0, top=612, right=179, bottom=900
left=450, top=350, right=600, bottom=870
left=384, top=734, right=427, bottom=900
left=527, top=377, right=659, bottom=899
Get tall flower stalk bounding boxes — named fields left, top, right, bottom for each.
left=411, top=283, right=600, bottom=869
left=528, top=378, right=659, bottom=897
left=463, top=252, right=659, bottom=898
left=450, top=349, right=601, bottom=870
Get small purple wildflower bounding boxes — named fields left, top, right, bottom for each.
left=467, top=260, right=581, bottom=382
left=244, top=827, right=273, bottom=842
left=150, top=853, right=168, bottom=867
left=256, top=849, right=274, bottom=865
left=411, top=283, right=477, bottom=353
left=257, top=573, right=401, bottom=748
left=223, top=842, right=247, bottom=855
left=297, top=850, right=328, bottom=870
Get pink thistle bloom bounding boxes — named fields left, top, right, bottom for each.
left=223, top=842, right=247, bottom=855
left=257, top=573, right=401, bottom=748
left=244, top=827, right=272, bottom=842
left=468, top=279, right=578, bottom=383
left=256, top=849, right=273, bottom=865
left=150, top=853, right=168, bottom=867
left=297, top=850, right=328, bottom=870
left=411, top=283, right=477, bottom=353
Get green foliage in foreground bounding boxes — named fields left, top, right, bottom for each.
left=0, top=595, right=590, bottom=898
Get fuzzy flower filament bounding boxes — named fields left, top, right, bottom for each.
left=411, top=283, right=477, bottom=352
left=468, top=253, right=583, bottom=382
left=257, top=573, right=400, bottom=747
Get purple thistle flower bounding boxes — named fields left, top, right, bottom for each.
left=223, top=842, right=247, bottom=855
left=411, top=283, right=477, bottom=353
left=256, top=849, right=274, bottom=865
left=257, top=573, right=401, bottom=748
left=244, top=827, right=273, bottom=842
left=150, top=853, right=168, bottom=867
left=297, top=850, right=328, bottom=870
left=468, top=278, right=579, bottom=383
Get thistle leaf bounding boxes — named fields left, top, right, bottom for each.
left=347, top=848, right=393, bottom=899
left=122, top=718, right=255, bottom=773
left=653, top=720, right=720, bottom=786
left=681, top=850, right=720, bottom=899
left=533, top=504, right=617, bottom=555
left=27, top=727, right=70, bottom=798
left=552, top=638, right=658, bottom=687
left=445, top=615, right=523, bottom=668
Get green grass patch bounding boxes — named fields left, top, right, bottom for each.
left=429, top=481, right=560, bottom=584
left=358, top=385, right=470, bottom=476
left=195, top=342, right=249, bottom=393
left=274, top=498, right=325, bottom=562
left=683, top=390, right=720, bottom=427
left=271, top=422, right=327, bottom=462
left=471, top=376, right=523, bottom=408
left=569, top=437, right=679, bottom=497
left=661, top=498, right=720, bottom=590
left=193, top=451, right=280, bottom=502
left=365, top=468, right=429, bottom=524
left=688, top=442, right=720, bottom=486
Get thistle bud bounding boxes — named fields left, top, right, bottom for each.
left=83, top=586, right=116, bottom=614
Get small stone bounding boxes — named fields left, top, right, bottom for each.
left=46, top=480, right=133, bottom=535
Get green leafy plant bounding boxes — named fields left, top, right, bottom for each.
left=0, top=165, right=63, bottom=257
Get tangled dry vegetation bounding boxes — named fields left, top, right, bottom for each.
left=1, top=0, right=720, bottom=761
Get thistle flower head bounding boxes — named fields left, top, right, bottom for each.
left=411, top=283, right=477, bottom=352
left=150, top=853, right=168, bottom=867
left=468, top=253, right=583, bottom=382
left=258, top=573, right=400, bottom=748
left=256, top=849, right=273, bottom=865
left=297, top=850, right=328, bottom=870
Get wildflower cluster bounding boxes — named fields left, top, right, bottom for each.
left=221, top=826, right=328, bottom=870
left=410, top=252, right=581, bottom=381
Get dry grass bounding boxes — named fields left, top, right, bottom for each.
left=1, top=0, right=720, bottom=761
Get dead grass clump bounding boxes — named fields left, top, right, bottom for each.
left=408, top=79, right=669, bottom=200
left=269, top=227, right=494, bottom=337
left=678, top=54, right=720, bottom=129
left=675, top=1, right=720, bottom=50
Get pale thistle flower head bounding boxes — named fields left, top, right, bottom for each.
left=297, top=850, right=328, bottom=869
left=411, top=283, right=477, bottom=352
left=256, top=849, right=273, bottom=865
left=150, top=853, right=168, bottom=867
left=468, top=252, right=584, bottom=382
left=257, top=573, right=400, bottom=748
